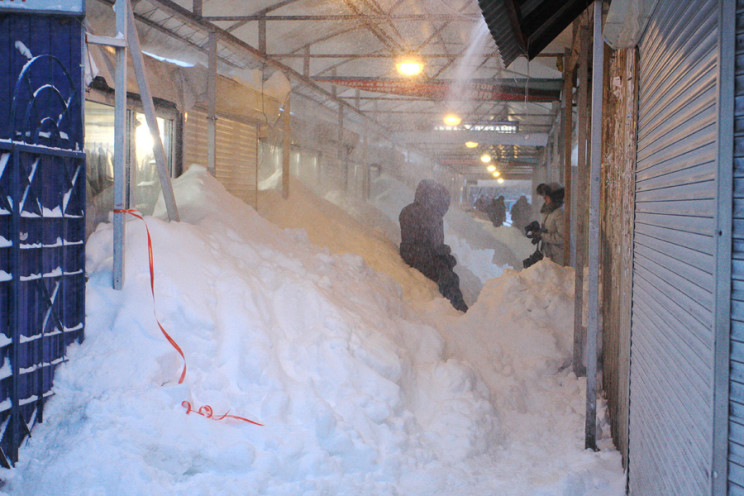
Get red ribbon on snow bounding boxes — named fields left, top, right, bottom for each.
left=115, top=208, right=262, bottom=427
left=182, top=401, right=264, bottom=426
left=115, top=208, right=187, bottom=384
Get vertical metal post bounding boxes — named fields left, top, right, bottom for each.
left=9, top=151, right=21, bottom=464
left=258, top=16, right=266, bottom=54
left=712, top=0, right=735, bottom=490
left=585, top=0, right=604, bottom=451
left=573, top=19, right=590, bottom=376
left=113, top=0, right=128, bottom=290
left=363, top=120, right=369, bottom=201
left=192, top=0, right=202, bottom=17
left=338, top=104, right=346, bottom=191
left=207, top=29, right=217, bottom=177
left=125, top=0, right=180, bottom=222
left=282, top=95, right=291, bottom=199
left=562, top=48, right=574, bottom=265
left=303, top=46, right=310, bottom=78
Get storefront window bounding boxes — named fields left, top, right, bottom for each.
left=132, top=112, right=173, bottom=215
left=84, top=101, right=116, bottom=235
left=83, top=101, right=174, bottom=235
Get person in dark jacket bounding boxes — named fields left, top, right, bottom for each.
left=399, top=180, right=468, bottom=312
left=510, top=195, right=531, bottom=233
left=487, top=195, right=506, bottom=227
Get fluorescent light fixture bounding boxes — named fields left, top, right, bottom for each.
left=443, top=114, right=462, bottom=127
left=465, top=141, right=478, bottom=148
left=396, top=57, right=424, bottom=77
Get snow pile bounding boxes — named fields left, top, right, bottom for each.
left=1, top=166, right=623, bottom=495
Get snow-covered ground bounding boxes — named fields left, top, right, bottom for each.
left=1, top=166, right=624, bottom=495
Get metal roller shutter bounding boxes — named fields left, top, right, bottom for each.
left=183, top=110, right=257, bottom=206
left=216, top=118, right=257, bottom=206
left=630, top=0, right=720, bottom=494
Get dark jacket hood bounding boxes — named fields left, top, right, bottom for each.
left=414, top=180, right=450, bottom=217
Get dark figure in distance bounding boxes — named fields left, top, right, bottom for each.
left=399, top=180, right=468, bottom=312
left=510, top=195, right=531, bottom=233
left=487, top=195, right=506, bottom=227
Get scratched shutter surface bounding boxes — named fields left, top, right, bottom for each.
left=629, top=0, right=719, bottom=494
left=730, top=1, right=744, bottom=492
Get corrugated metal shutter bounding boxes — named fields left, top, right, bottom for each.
left=630, top=1, right=719, bottom=494
left=216, top=118, right=257, bottom=206
left=182, top=109, right=208, bottom=171
left=182, top=110, right=257, bottom=206
left=730, top=1, right=744, bottom=492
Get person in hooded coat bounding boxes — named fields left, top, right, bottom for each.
left=487, top=196, right=506, bottom=227
left=399, top=180, right=468, bottom=312
left=537, top=182, right=566, bottom=265
left=510, top=195, right=531, bottom=233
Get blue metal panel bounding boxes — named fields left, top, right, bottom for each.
left=0, top=13, right=84, bottom=467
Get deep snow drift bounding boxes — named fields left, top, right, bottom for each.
left=1, top=166, right=624, bottom=495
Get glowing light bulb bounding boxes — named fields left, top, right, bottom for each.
left=443, top=114, right=462, bottom=127
left=396, top=58, right=424, bottom=77
left=492, top=170, right=501, bottom=178
left=465, top=141, right=478, bottom=148
left=487, top=165, right=496, bottom=172
left=480, top=153, right=491, bottom=163
left=497, top=177, right=504, bottom=184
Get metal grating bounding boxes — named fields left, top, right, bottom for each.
left=0, top=14, right=86, bottom=466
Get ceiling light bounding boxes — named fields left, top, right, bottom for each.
left=492, top=170, right=500, bottom=178
left=465, top=141, right=478, bottom=148
left=487, top=164, right=496, bottom=172
left=443, top=114, right=462, bottom=127
left=480, top=153, right=491, bottom=163
left=497, top=178, right=504, bottom=184
left=396, top=57, right=424, bottom=77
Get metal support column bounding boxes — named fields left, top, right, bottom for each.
left=573, top=19, right=591, bottom=376
left=207, top=29, right=217, bottom=177
left=113, top=0, right=129, bottom=290
left=585, top=0, right=604, bottom=451
left=712, top=0, right=735, bottom=490
left=282, top=95, right=291, bottom=199
left=562, top=47, right=574, bottom=266
left=338, top=105, right=346, bottom=191
left=126, top=0, right=179, bottom=222
left=363, top=121, right=369, bottom=201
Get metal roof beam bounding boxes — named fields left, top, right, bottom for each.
left=396, top=131, right=547, bottom=146
left=268, top=52, right=500, bottom=59
left=202, top=14, right=478, bottom=21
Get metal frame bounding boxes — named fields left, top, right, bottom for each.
left=585, top=0, right=604, bottom=451
left=712, top=0, right=735, bottom=491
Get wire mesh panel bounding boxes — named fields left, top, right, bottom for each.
left=0, top=13, right=85, bottom=467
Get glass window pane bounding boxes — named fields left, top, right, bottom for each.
left=84, top=101, right=115, bottom=236
left=132, top=113, right=173, bottom=215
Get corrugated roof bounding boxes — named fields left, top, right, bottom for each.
left=477, top=0, right=591, bottom=67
